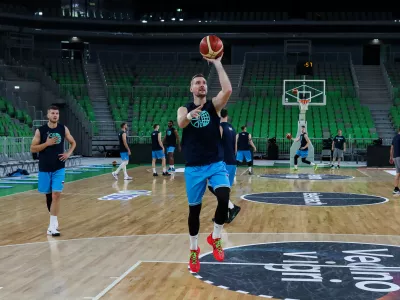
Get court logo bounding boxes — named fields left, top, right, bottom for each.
left=241, top=192, right=388, bottom=207
left=260, top=173, right=353, bottom=180
left=98, top=190, right=151, bottom=201
left=192, top=241, right=400, bottom=300
left=191, top=110, right=210, bottom=128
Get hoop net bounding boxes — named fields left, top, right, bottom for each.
left=299, top=99, right=310, bottom=111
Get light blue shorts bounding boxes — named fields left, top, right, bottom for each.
left=167, top=146, right=175, bottom=153
left=296, top=149, right=309, bottom=158
left=236, top=150, right=252, bottom=162
left=120, top=152, right=129, bottom=161
left=38, top=168, right=66, bottom=194
left=152, top=150, right=165, bottom=159
left=185, top=161, right=230, bottom=206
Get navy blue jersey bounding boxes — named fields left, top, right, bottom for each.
left=181, top=100, right=223, bottom=166
left=151, top=130, right=162, bottom=151
left=38, top=123, right=65, bottom=172
left=237, top=132, right=250, bottom=150
left=118, top=130, right=128, bottom=153
left=392, top=133, right=400, bottom=158
left=220, top=122, right=236, bottom=165
left=333, top=135, right=346, bottom=150
left=165, top=127, right=177, bottom=147
left=300, top=133, right=308, bottom=150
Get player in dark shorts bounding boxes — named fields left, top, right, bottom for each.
left=177, top=53, right=232, bottom=273
left=291, top=125, right=318, bottom=171
left=30, top=105, right=76, bottom=236
left=331, top=129, right=346, bottom=168
left=390, top=127, right=400, bottom=194
left=112, top=122, right=132, bottom=180
left=162, top=120, right=180, bottom=172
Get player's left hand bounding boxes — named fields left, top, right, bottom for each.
left=59, top=152, right=70, bottom=161
left=203, top=53, right=223, bottom=63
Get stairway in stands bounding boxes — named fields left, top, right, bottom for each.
left=84, top=63, right=118, bottom=154
left=207, top=64, right=243, bottom=102
left=354, top=65, right=395, bottom=139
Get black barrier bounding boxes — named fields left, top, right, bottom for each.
left=128, top=144, right=186, bottom=164
left=367, top=145, right=391, bottom=167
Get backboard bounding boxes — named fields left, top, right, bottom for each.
left=282, top=79, right=326, bottom=106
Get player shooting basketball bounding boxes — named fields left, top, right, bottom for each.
left=289, top=126, right=318, bottom=171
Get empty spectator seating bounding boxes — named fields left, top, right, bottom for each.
left=384, top=63, right=400, bottom=130
left=0, top=96, right=32, bottom=137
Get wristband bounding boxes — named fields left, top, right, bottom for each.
left=187, top=113, right=193, bottom=120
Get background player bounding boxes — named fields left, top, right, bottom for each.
left=209, top=108, right=241, bottom=223
left=151, top=124, right=170, bottom=177
left=112, top=122, right=132, bottom=180
left=162, top=120, right=180, bottom=172
left=30, top=105, right=76, bottom=236
left=331, top=129, right=346, bottom=169
left=236, top=126, right=256, bottom=175
left=291, top=125, right=318, bottom=171
left=390, top=127, right=400, bottom=194
left=177, top=54, right=232, bottom=273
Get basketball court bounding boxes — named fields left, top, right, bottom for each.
left=0, top=161, right=399, bottom=300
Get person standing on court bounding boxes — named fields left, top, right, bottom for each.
left=162, top=120, right=180, bottom=172
left=390, top=127, right=400, bottom=194
left=177, top=53, right=232, bottom=273
left=236, top=126, right=257, bottom=175
left=331, top=129, right=346, bottom=169
left=112, top=122, right=132, bottom=180
left=151, top=124, right=170, bottom=177
left=30, top=105, right=76, bottom=236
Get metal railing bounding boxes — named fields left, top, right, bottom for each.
left=0, top=136, right=73, bottom=157
left=125, top=135, right=392, bottom=160
left=239, top=85, right=356, bottom=98
left=349, top=55, right=360, bottom=98
left=381, top=62, right=394, bottom=101
left=97, top=51, right=201, bottom=65
left=244, top=52, right=352, bottom=64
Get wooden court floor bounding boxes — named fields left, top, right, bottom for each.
left=0, top=165, right=399, bottom=299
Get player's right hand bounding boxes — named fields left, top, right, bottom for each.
left=189, top=104, right=204, bottom=118
left=390, top=158, right=394, bottom=164
left=46, top=136, right=58, bottom=146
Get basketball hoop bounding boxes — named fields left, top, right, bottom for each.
left=299, top=99, right=310, bottom=111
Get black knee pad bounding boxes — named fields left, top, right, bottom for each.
left=236, top=160, right=241, bottom=166
left=46, top=193, right=52, bottom=212
left=213, top=187, right=230, bottom=225
left=188, top=204, right=202, bottom=236
left=247, top=160, right=253, bottom=166
left=294, top=155, right=300, bottom=159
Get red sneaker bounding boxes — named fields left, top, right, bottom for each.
left=189, top=247, right=200, bottom=273
left=207, top=233, right=224, bottom=261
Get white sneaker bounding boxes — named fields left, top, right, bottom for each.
left=55, top=220, right=59, bottom=230
left=112, top=172, right=118, bottom=180
left=47, top=227, right=60, bottom=237
left=124, top=176, right=132, bottom=180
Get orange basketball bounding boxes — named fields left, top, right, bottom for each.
left=286, top=133, right=292, bottom=140
left=292, top=88, right=298, bottom=95
left=199, top=35, right=224, bottom=59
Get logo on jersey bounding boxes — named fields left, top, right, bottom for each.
left=191, top=110, right=210, bottom=128
left=48, top=132, right=62, bottom=144
left=167, top=130, right=172, bottom=136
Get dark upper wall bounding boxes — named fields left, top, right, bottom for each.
left=31, top=38, right=400, bottom=65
